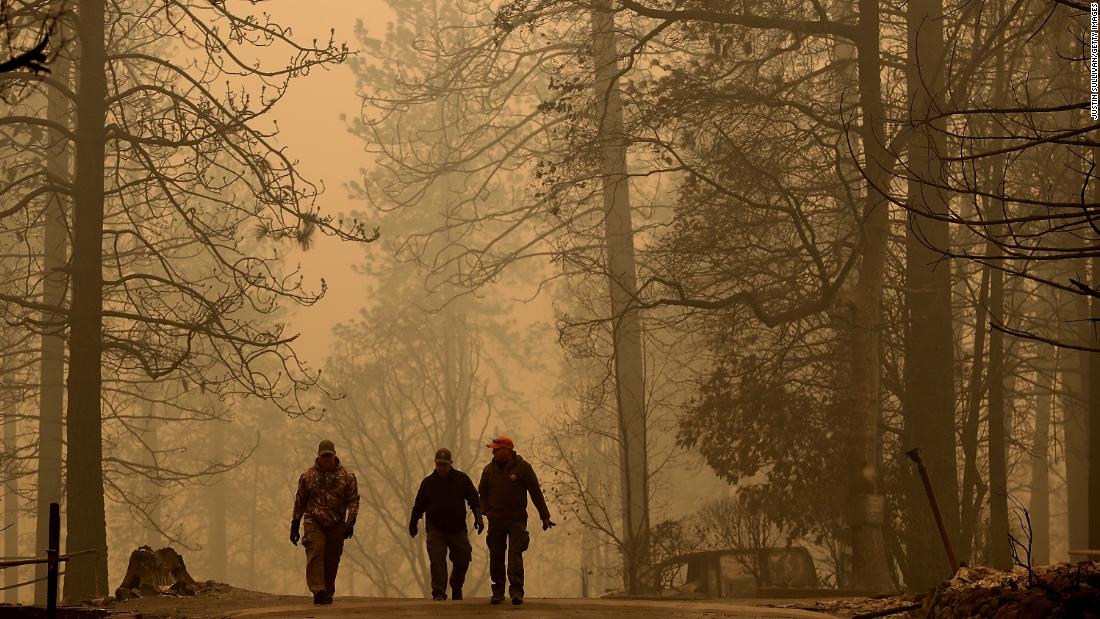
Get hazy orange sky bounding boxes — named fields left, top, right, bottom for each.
left=260, top=1, right=396, bottom=366
left=261, top=2, right=560, bottom=375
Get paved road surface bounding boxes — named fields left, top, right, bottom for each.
left=116, top=597, right=840, bottom=619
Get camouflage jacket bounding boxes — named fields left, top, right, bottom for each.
left=292, top=458, right=360, bottom=528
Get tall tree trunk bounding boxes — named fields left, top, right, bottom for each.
left=581, top=520, right=593, bottom=597
left=440, top=294, right=467, bottom=454
left=1029, top=346, right=1054, bottom=565
left=831, top=18, right=860, bottom=585
left=208, top=422, right=227, bottom=582
left=64, top=0, right=108, bottom=600
left=843, top=0, right=895, bottom=593
left=34, top=14, right=70, bottom=604
left=144, top=409, right=160, bottom=548
left=435, top=167, right=471, bottom=460
left=1064, top=289, right=1091, bottom=555
left=987, top=248, right=1010, bottom=568
left=591, top=0, right=650, bottom=594
left=1044, top=0, right=1090, bottom=561
left=4, top=415, right=19, bottom=603
left=902, top=0, right=959, bottom=589
left=959, top=265, right=989, bottom=561
left=1089, top=208, right=1100, bottom=550
left=248, top=460, right=258, bottom=589
left=982, top=1, right=1011, bottom=567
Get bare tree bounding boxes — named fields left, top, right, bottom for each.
left=0, top=0, right=376, bottom=598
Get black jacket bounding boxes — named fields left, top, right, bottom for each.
left=478, top=453, right=551, bottom=522
left=410, top=469, right=480, bottom=532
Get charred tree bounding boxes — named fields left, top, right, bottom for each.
left=1046, top=3, right=1090, bottom=561
left=959, top=265, right=989, bottom=562
left=34, top=16, right=69, bottom=603
left=1064, top=289, right=1091, bottom=555
left=615, top=0, right=896, bottom=589
left=901, top=0, right=959, bottom=589
left=844, top=0, right=895, bottom=592
left=591, top=0, right=650, bottom=593
left=982, top=1, right=1011, bottom=568
left=1030, top=346, right=1054, bottom=565
left=987, top=244, right=1010, bottom=569
left=4, top=414, right=18, bottom=603
left=207, top=421, right=227, bottom=583
left=247, top=457, right=258, bottom=590
left=1090, top=201, right=1100, bottom=550
left=64, top=0, right=108, bottom=599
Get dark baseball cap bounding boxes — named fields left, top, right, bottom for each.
left=434, top=448, right=453, bottom=463
left=317, top=439, right=336, bottom=455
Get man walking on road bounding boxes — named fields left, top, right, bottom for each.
left=478, top=436, right=555, bottom=605
left=409, top=448, right=484, bottom=601
left=290, top=439, right=360, bottom=605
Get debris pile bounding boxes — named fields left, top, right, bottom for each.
left=113, top=546, right=202, bottom=600
left=921, top=562, right=1100, bottom=619
left=765, top=594, right=920, bottom=618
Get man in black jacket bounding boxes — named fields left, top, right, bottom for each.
left=478, top=436, right=555, bottom=605
left=409, top=448, right=483, bottom=601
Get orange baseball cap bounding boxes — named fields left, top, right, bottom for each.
left=487, top=436, right=514, bottom=449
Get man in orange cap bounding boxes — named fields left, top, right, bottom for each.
left=478, top=436, right=555, bottom=605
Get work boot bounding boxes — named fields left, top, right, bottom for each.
left=490, top=594, right=504, bottom=604
left=451, top=588, right=463, bottom=601
left=511, top=596, right=523, bottom=606
left=312, top=591, right=325, bottom=605
left=432, top=592, right=447, bottom=601
left=321, top=591, right=334, bottom=605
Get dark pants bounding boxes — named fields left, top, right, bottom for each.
left=486, top=518, right=529, bottom=598
left=425, top=522, right=472, bottom=596
left=302, top=520, right=346, bottom=595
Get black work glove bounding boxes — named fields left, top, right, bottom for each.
left=474, top=516, right=485, bottom=535
left=541, top=517, right=556, bottom=531
left=409, top=520, right=418, bottom=538
left=344, top=518, right=356, bottom=540
left=290, top=519, right=301, bottom=546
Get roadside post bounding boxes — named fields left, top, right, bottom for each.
left=0, top=502, right=95, bottom=617
left=47, top=501, right=59, bottom=619
left=904, top=448, right=959, bottom=574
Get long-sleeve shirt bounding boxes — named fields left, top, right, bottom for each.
left=292, top=458, right=360, bottom=528
left=410, top=469, right=480, bottom=532
left=477, top=453, right=551, bottom=522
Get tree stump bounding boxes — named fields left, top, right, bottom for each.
left=114, top=546, right=197, bottom=600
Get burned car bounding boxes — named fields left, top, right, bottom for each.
left=657, top=547, right=819, bottom=598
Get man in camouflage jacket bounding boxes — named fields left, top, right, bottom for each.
left=290, top=439, right=360, bottom=605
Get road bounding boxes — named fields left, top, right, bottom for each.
left=113, top=596, right=841, bottom=619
